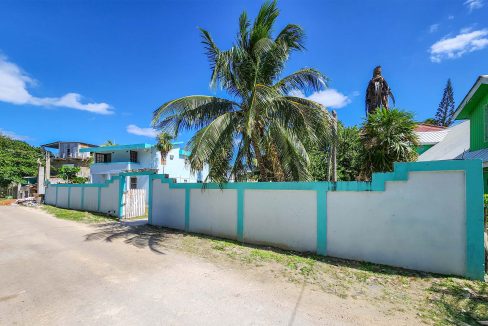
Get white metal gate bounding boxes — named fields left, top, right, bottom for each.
left=124, top=189, right=146, bottom=219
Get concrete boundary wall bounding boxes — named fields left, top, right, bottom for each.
left=44, top=171, right=156, bottom=217
left=148, top=160, right=485, bottom=280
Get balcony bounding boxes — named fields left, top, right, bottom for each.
left=90, top=161, right=143, bottom=175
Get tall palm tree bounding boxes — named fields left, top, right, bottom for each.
left=152, top=0, right=332, bottom=183
left=360, top=108, right=419, bottom=179
left=156, top=132, right=173, bottom=164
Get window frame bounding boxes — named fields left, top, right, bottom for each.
left=129, top=177, right=137, bottom=189
left=129, top=150, right=138, bottom=163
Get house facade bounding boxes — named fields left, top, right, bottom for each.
left=451, top=75, right=488, bottom=191
left=41, top=141, right=97, bottom=180
left=79, top=143, right=206, bottom=191
left=419, top=75, right=488, bottom=192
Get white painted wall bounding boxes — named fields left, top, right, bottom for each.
left=100, top=180, right=119, bottom=216
left=44, top=180, right=119, bottom=216
left=45, top=186, right=56, bottom=205
left=57, top=187, right=69, bottom=207
left=84, top=188, right=99, bottom=212
left=151, top=181, right=185, bottom=229
left=244, top=190, right=317, bottom=252
left=70, top=188, right=82, bottom=210
left=189, top=189, right=237, bottom=239
left=327, top=171, right=466, bottom=276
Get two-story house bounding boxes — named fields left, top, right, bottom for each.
left=419, top=75, right=488, bottom=192
left=41, top=141, right=98, bottom=181
left=79, top=143, right=207, bottom=190
left=451, top=75, right=488, bottom=190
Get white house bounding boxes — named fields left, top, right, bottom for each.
left=79, top=143, right=207, bottom=191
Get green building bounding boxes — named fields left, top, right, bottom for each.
left=453, top=75, right=488, bottom=192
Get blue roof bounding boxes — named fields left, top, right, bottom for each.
left=79, top=143, right=154, bottom=153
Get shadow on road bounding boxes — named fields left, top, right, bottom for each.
left=84, top=223, right=173, bottom=254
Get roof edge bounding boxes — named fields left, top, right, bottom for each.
left=453, top=75, right=488, bottom=120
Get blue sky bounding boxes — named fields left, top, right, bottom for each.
left=0, top=0, right=487, bottom=147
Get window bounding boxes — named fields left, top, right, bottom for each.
left=130, top=177, right=137, bottom=189
left=170, top=155, right=174, bottom=160
left=67, top=148, right=71, bottom=157
left=130, top=151, right=138, bottom=163
left=95, top=153, right=111, bottom=163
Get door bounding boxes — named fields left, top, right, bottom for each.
left=124, top=188, right=146, bottom=219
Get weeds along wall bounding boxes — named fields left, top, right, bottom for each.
left=149, top=160, right=485, bottom=280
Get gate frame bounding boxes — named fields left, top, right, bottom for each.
left=118, top=171, right=157, bottom=219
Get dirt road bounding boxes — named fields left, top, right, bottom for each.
left=0, top=206, right=417, bottom=325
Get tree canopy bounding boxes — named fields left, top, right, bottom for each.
left=360, top=108, right=419, bottom=179
left=0, top=135, right=43, bottom=187
left=434, top=78, right=456, bottom=127
left=152, top=0, right=332, bottom=183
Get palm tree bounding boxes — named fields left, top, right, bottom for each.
left=360, top=108, right=419, bottom=179
left=101, top=140, right=116, bottom=147
left=152, top=0, right=331, bottom=183
left=156, top=132, right=173, bottom=165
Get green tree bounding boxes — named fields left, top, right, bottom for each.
left=156, top=132, right=174, bottom=161
left=360, top=108, right=419, bottom=179
left=309, top=124, right=362, bottom=181
left=152, top=0, right=331, bottom=183
left=434, top=78, right=456, bottom=127
left=0, top=135, right=42, bottom=187
left=58, top=166, right=81, bottom=183
left=101, top=140, right=117, bottom=147
left=422, top=118, right=437, bottom=125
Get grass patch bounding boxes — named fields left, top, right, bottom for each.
left=155, top=230, right=488, bottom=324
left=421, top=278, right=488, bottom=325
left=41, top=205, right=118, bottom=224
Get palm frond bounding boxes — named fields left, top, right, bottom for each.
left=274, top=68, right=328, bottom=94
left=152, top=96, right=239, bottom=135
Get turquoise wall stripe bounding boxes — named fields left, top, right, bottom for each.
left=316, top=189, right=327, bottom=255
left=97, top=187, right=101, bottom=212
left=148, top=175, right=154, bottom=225
left=118, top=176, right=126, bottom=219
left=67, top=187, right=71, bottom=209
left=81, top=187, right=85, bottom=210
left=237, top=189, right=244, bottom=242
left=184, top=188, right=190, bottom=232
left=465, top=160, right=485, bottom=280
left=79, top=143, right=154, bottom=153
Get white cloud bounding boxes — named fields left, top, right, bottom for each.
left=127, top=124, right=158, bottom=137
left=289, top=89, right=352, bottom=109
left=429, top=24, right=440, bottom=33
left=448, top=15, right=455, bottom=20
left=429, top=29, right=488, bottom=62
left=0, top=54, right=112, bottom=114
left=464, top=0, right=484, bottom=11
left=0, top=128, right=29, bottom=140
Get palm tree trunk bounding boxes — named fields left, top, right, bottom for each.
left=251, top=133, right=268, bottom=181
left=268, top=142, right=285, bottom=181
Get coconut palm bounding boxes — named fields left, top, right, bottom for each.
left=152, top=1, right=332, bottom=183
left=156, top=132, right=173, bottom=164
left=360, top=108, right=419, bottom=179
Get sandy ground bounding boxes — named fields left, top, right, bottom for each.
left=0, top=206, right=419, bottom=325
